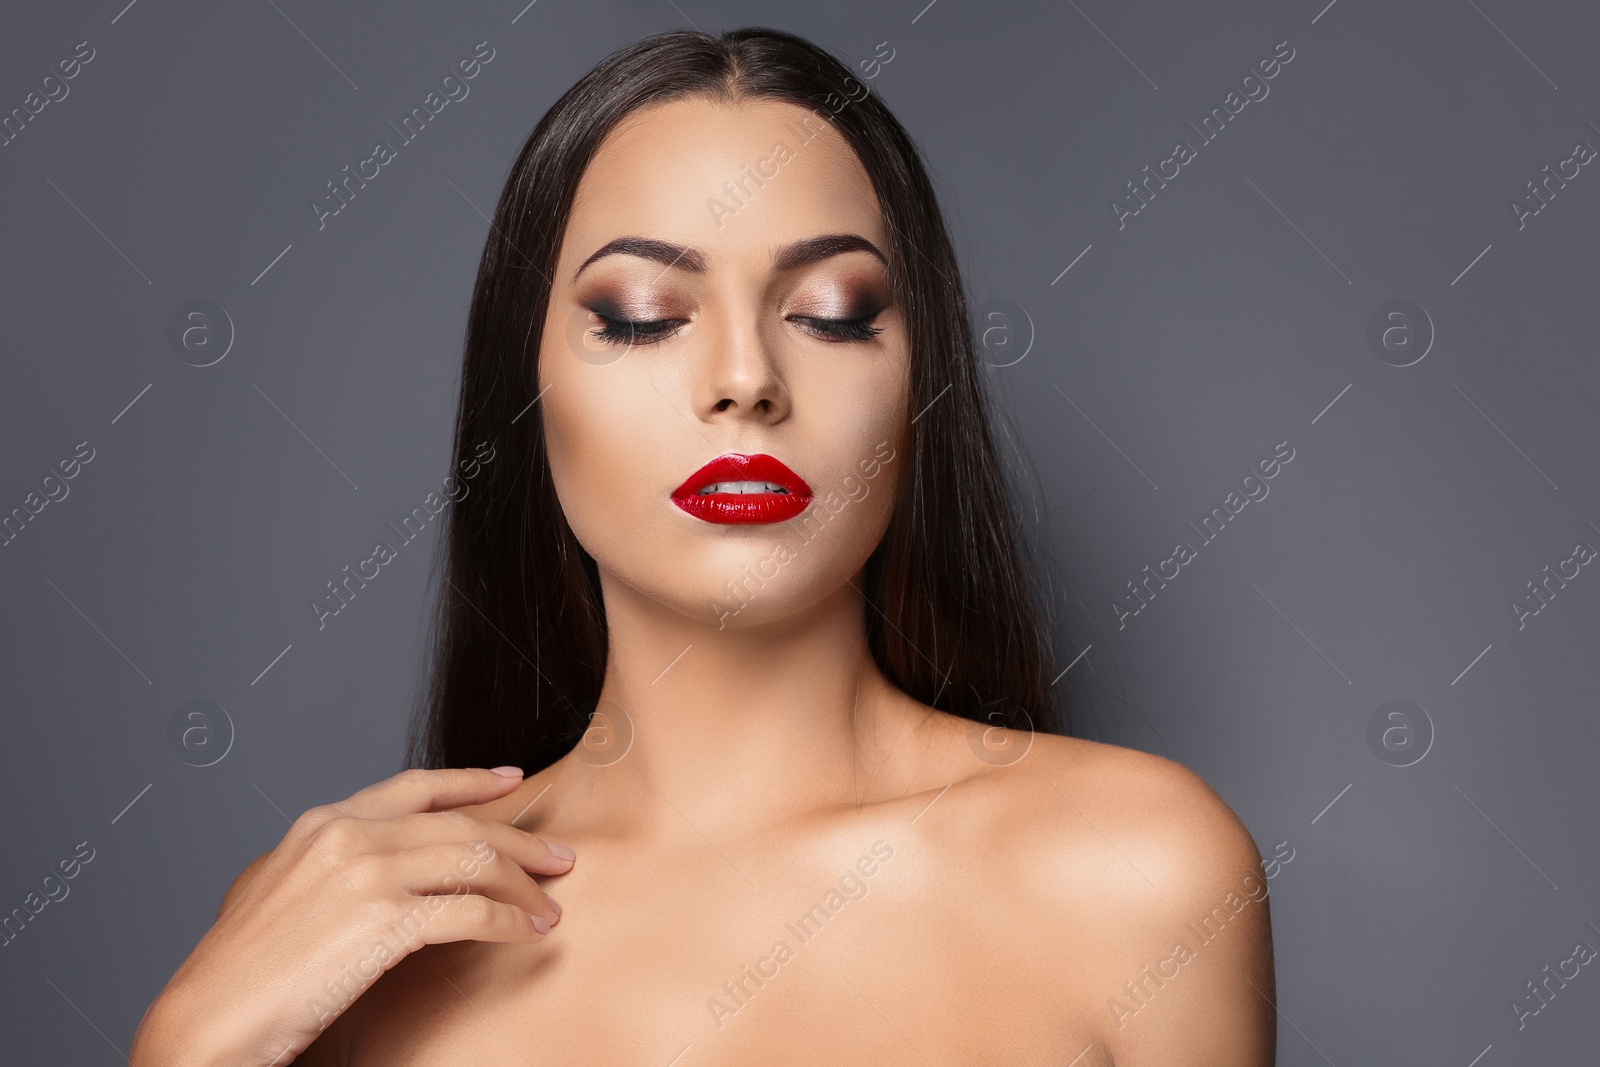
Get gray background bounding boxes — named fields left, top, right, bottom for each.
left=1, top=0, right=1595, bottom=1062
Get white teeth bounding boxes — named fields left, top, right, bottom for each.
left=698, top=481, right=786, bottom=495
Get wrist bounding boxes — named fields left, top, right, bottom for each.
left=131, top=982, right=261, bottom=1067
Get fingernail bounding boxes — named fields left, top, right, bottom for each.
left=490, top=766, right=524, bottom=778
left=548, top=841, right=576, bottom=861
left=548, top=896, right=563, bottom=918
left=530, top=913, right=551, bottom=934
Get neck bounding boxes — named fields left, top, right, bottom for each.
left=562, top=568, right=933, bottom=840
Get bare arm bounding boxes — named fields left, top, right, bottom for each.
left=1038, top=744, right=1277, bottom=1066
left=1101, top=814, right=1276, bottom=1065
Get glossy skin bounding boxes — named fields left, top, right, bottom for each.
left=132, top=96, right=1274, bottom=1065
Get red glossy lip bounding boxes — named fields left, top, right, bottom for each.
left=671, top=453, right=813, bottom=524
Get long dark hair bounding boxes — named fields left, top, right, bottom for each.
left=406, top=26, right=1070, bottom=773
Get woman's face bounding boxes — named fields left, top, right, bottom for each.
left=538, top=95, right=910, bottom=629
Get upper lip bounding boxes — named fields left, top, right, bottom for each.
left=671, top=453, right=812, bottom=499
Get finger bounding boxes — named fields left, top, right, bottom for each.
left=375, top=812, right=576, bottom=877
left=333, top=767, right=526, bottom=820
left=395, top=842, right=561, bottom=927
left=395, top=892, right=552, bottom=949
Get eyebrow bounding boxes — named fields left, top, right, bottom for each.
left=775, top=233, right=887, bottom=272
left=572, top=236, right=704, bottom=280
left=571, top=232, right=888, bottom=281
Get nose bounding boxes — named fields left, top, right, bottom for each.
left=689, top=306, right=790, bottom=426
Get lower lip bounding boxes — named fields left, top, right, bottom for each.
left=672, top=490, right=811, bottom=525
left=671, top=454, right=813, bottom=525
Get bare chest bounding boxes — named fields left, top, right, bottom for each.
left=338, top=838, right=1108, bottom=1066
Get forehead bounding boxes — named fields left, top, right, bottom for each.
left=561, top=95, right=886, bottom=266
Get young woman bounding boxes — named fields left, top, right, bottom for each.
left=132, top=27, right=1274, bottom=1066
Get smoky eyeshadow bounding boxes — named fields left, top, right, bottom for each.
left=578, top=274, right=890, bottom=322
left=794, top=283, right=889, bottom=321
left=581, top=291, right=672, bottom=321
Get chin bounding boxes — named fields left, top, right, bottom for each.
left=604, top=538, right=856, bottom=632
left=704, top=542, right=874, bottom=633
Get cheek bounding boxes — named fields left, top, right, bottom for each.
left=801, top=343, right=909, bottom=452
left=833, top=396, right=908, bottom=510
left=790, top=407, right=906, bottom=559
left=800, top=355, right=908, bottom=529
left=541, top=399, right=592, bottom=540
left=852, top=455, right=903, bottom=545
left=539, top=364, right=662, bottom=554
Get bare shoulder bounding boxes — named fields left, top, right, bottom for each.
left=921, top=724, right=1276, bottom=1064
left=923, top=720, right=1263, bottom=878
left=1018, top=732, right=1263, bottom=875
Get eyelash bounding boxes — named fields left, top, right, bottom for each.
left=588, top=313, right=884, bottom=346
left=589, top=316, right=679, bottom=346
left=800, top=316, right=885, bottom=343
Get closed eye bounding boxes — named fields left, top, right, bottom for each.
left=589, top=314, right=684, bottom=346
left=789, top=315, right=884, bottom=343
